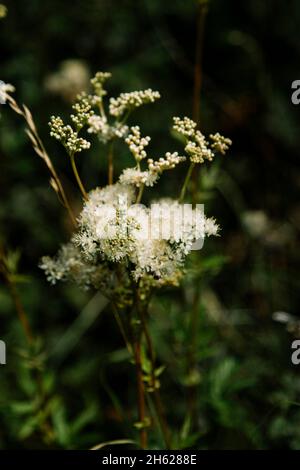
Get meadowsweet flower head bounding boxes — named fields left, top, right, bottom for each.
left=119, top=168, right=159, bottom=187
left=209, top=132, right=232, bottom=155
left=124, top=127, right=186, bottom=186
left=204, top=217, right=220, bottom=237
left=125, top=126, right=151, bottom=162
left=42, top=180, right=219, bottom=290
left=109, top=89, right=160, bottom=118
left=70, top=96, right=94, bottom=130
left=39, top=243, right=111, bottom=291
left=147, top=152, right=186, bottom=174
left=173, top=116, right=197, bottom=137
left=91, top=71, right=111, bottom=98
left=185, top=135, right=213, bottom=163
left=173, top=116, right=231, bottom=164
left=49, top=116, right=90, bottom=154
left=40, top=73, right=227, bottom=294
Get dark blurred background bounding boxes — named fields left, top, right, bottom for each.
left=0, top=0, right=300, bottom=449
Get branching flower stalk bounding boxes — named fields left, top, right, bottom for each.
left=179, top=162, right=195, bottom=202
left=70, top=151, right=88, bottom=200
left=2, top=74, right=231, bottom=449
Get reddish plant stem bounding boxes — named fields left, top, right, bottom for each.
left=108, top=142, right=114, bottom=185
left=192, top=1, right=208, bottom=203
left=188, top=0, right=208, bottom=425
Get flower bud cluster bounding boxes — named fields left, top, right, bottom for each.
left=109, top=89, right=160, bottom=118
left=125, top=126, right=151, bottom=162
left=49, top=116, right=90, bottom=154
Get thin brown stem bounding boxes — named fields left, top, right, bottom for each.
left=192, top=0, right=208, bottom=203
left=108, top=142, right=114, bottom=185
left=192, top=0, right=208, bottom=125
left=187, top=0, right=208, bottom=428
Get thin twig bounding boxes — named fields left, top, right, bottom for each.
left=191, top=0, right=208, bottom=203
left=108, top=142, right=114, bottom=185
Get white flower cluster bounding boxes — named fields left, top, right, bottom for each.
left=41, top=74, right=227, bottom=293
left=41, top=183, right=219, bottom=289
left=173, top=116, right=231, bottom=164
left=91, top=71, right=111, bottom=98
left=49, top=116, right=91, bottom=154
left=109, top=89, right=160, bottom=118
left=0, top=80, right=15, bottom=104
left=147, top=152, right=186, bottom=173
left=173, top=116, right=197, bottom=137
left=122, top=127, right=186, bottom=188
left=70, top=97, right=94, bottom=130
left=87, top=115, right=128, bottom=143
left=40, top=243, right=111, bottom=291
left=210, top=132, right=232, bottom=155
left=125, top=126, right=151, bottom=162
left=119, top=168, right=159, bottom=187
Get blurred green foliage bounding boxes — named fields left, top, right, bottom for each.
left=0, top=0, right=300, bottom=449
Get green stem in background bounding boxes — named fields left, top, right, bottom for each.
left=179, top=162, right=195, bottom=202
left=134, top=333, right=148, bottom=449
left=70, top=153, right=88, bottom=201
left=120, top=109, right=131, bottom=126
left=108, top=142, right=114, bottom=185
left=136, top=184, right=145, bottom=204
left=99, top=100, right=106, bottom=119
